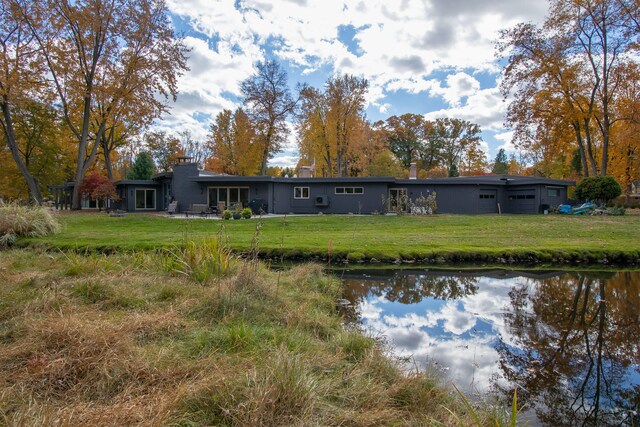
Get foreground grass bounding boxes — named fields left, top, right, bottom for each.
left=0, top=248, right=513, bottom=426
left=19, top=212, right=640, bottom=265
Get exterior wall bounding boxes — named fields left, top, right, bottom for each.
left=431, top=185, right=486, bottom=214
left=539, top=185, right=568, bottom=210
left=171, top=163, right=203, bottom=212
left=120, top=184, right=163, bottom=211
left=118, top=168, right=573, bottom=215
left=272, top=181, right=389, bottom=214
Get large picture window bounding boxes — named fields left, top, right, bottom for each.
left=335, top=187, right=364, bottom=195
left=294, top=187, right=309, bottom=199
left=207, top=187, right=249, bottom=209
left=135, top=188, right=156, bottom=210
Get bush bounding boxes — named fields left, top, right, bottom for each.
left=241, top=208, right=252, bottom=219
left=0, top=202, right=61, bottom=246
left=222, top=210, right=232, bottom=220
left=574, top=176, right=621, bottom=205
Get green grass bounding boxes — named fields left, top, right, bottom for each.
left=19, top=212, right=640, bottom=265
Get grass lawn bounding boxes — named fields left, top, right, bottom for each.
left=19, top=212, right=640, bottom=265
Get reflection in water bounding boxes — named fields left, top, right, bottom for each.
left=341, top=269, right=640, bottom=426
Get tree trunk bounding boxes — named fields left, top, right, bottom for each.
left=583, top=119, right=598, bottom=176
left=1, top=100, right=42, bottom=204
left=572, top=121, right=589, bottom=177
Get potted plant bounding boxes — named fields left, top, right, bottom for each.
left=241, top=207, right=252, bottom=219
left=222, top=209, right=232, bottom=220
left=232, top=205, right=242, bottom=220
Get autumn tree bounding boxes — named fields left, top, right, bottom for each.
left=19, top=0, right=188, bottom=209
left=297, top=74, right=369, bottom=177
left=207, top=108, right=260, bottom=175
left=241, top=60, right=297, bottom=175
left=499, top=0, right=640, bottom=179
left=0, top=1, right=48, bottom=203
left=77, top=171, right=118, bottom=210
left=145, top=130, right=183, bottom=173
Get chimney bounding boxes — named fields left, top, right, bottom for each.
left=409, top=162, right=417, bottom=180
left=299, top=166, right=313, bottom=178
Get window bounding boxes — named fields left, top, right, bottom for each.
left=135, top=189, right=155, bottom=210
left=335, top=187, right=364, bottom=195
left=208, top=187, right=250, bottom=209
left=547, top=188, right=560, bottom=197
left=479, top=194, right=495, bottom=199
left=294, top=187, right=309, bottom=199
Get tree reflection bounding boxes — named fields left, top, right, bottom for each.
left=342, top=271, right=479, bottom=304
left=496, top=272, right=640, bottom=426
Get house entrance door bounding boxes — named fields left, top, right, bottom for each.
left=388, top=188, right=408, bottom=213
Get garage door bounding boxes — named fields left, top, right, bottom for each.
left=478, top=190, right=498, bottom=213
left=506, top=190, right=537, bottom=214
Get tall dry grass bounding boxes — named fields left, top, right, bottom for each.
left=0, top=202, right=61, bottom=246
left=0, top=249, right=489, bottom=426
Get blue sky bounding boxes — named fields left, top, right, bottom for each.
left=159, top=0, right=549, bottom=167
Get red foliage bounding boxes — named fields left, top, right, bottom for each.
left=77, top=173, right=119, bottom=209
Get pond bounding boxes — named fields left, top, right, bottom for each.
left=340, top=268, right=640, bottom=426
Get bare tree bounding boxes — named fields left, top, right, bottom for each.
left=241, top=60, right=297, bottom=175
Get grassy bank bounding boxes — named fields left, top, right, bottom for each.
left=19, top=212, right=640, bottom=266
left=0, top=248, right=508, bottom=426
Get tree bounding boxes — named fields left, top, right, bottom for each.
left=126, top=152, right=155, bottom=180
left=367, top=150, right=404, bottom=177
left=241, top=60, right=297, bottom=175
left=499, top=0, right=640, bottom=178
left=492, top=148, right=509, bottom=174
left=379, top=114, right=425, bottom=169
left=297, top=74, right=368, bottom=177
left=0, top=1, right=47, bottom=203
left=207, top=108, right=260, bottom=175
left=448, top=163, right=459, bottom=177
left=20, top=0, right=188, bottom=209
left=77, top=172, right=118, bottom=210
left=179, top=130, right=209, bottom=169
left=574, top=176, right=621, bottom=204
left=145, top=130, right=183, bottom=173
left=424, top=118, right=484, bottom=175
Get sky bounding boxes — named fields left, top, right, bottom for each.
left=158, top=0, right=550, bottom=168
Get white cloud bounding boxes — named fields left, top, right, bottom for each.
left=159, top=0, right=549, bottom=165
left=424, top=85, right=507, bottom=131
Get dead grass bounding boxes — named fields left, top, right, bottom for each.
left=0, top=248, right=486, bottom=426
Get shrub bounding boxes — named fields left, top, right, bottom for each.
left=241, top=207, right=252, bottom=219
left=0, top=202, right=61, bottom=246
left=222, top=210, right=232, bottom=220
left=574, top=176, right=621, bottom=205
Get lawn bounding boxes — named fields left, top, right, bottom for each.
left=19, top=212, right=640, bottom=265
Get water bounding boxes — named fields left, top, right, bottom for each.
left=340, top=268, right=640, bottom=426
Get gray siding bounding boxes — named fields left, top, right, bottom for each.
left=273, top=182, right=389, bottom=214
left=171, top=163, right=202, bottom=212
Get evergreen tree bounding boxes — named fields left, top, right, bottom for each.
left=126, top=152, right=156, bottom=180
left=448, top=163, right=459, bottom=177
left=491, top=149, right=509, bottom=174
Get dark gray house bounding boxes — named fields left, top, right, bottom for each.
left=53, top=158, right=574, bottom=214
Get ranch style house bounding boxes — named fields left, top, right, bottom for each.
left=51, top=158, right=574, bottom=215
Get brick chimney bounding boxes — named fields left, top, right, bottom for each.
left=409, top=162, right=417, bottom=180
